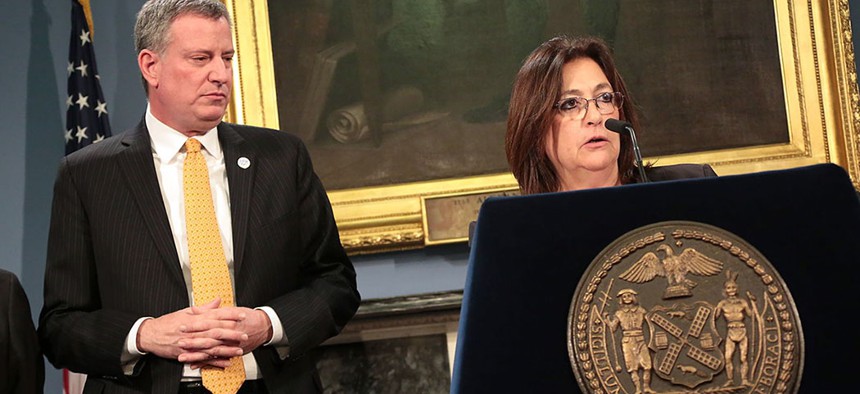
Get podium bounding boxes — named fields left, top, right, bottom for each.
left=450, top=164, right=860, bottom=393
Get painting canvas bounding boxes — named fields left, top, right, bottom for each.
left=265, top=0, right=787, bottom=191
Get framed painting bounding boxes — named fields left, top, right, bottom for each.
left=225, top=0, right=860, bottom=254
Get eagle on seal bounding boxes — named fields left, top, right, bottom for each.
left=619, top=244, right=723, bottom=299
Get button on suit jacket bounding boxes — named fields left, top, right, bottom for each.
left=39, top=121, right=360, bottom=394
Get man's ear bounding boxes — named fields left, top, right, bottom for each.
left=138, top=49, right=159, bottom=89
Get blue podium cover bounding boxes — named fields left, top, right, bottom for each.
left=451, top=164, right=860, bottom=393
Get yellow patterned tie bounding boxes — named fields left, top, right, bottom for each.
left=183, top=138, right=245, bottom=394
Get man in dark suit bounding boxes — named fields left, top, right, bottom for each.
left=38, top=1, right=359, bottom=393
left=0, top=269, right=44, bottom=393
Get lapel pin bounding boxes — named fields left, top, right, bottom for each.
left=237, top=157, right=250, bottom=169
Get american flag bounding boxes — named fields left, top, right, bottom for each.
left=64, top=0, right=109, bottom=392
left=65, top=0, right=111, bottom=155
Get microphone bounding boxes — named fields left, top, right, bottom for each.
left=605, top=118, right=649, bottom=183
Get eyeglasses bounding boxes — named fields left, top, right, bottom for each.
left=553, top=92, right=623, bottom=120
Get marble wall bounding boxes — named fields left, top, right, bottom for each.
left=318, top=334, right=452, bottom=393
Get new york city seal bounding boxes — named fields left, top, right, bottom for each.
left=568, top=221, right=803, bottom=394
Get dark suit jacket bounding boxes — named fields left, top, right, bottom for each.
left=0, top=269, right=44, bottom=394
left=38, top=121, right=360, bottom=394
left=642, top=163, right=718, bottom=182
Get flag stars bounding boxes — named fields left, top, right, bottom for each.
left=76, top=93, right=89, bottom=110
left=95, top=101, right=108, bottom=117
left=65, top=10, right=113, bottom=153
left=75, top=126, right=88, bottom=143
left=76, top=61, right=89, bottom=77
left=79, top=29, right=91, bottom=46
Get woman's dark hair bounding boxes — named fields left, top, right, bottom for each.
left=505, top=35, right=642, bottom=194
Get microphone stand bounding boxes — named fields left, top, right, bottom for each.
left=624, top=124, right=649, bottom=183
left=604, top=118, right=649, bottom=183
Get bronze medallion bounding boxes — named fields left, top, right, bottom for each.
left=568, top=221, right=803, bottom=394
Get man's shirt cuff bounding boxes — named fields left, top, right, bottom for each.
left=256, top=306, right=290, bottom=359
left=121, top=317, right=152, bottom=375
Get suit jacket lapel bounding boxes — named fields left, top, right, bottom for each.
left=117, top=121, right=185, bottom=285
left=219, top=123, right=254, bottom=275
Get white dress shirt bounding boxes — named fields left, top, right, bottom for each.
left=121, top=107, right=286, bottom=378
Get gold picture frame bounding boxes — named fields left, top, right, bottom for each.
left=225, top=0, right=860, bottom=254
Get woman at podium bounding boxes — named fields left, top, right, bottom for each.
left=504, top=35, right=715, bottom=194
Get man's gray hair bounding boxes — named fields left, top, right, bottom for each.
left=134, top=0, right=231, bottom=93
left=135, top=0, right=230, bottom=54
